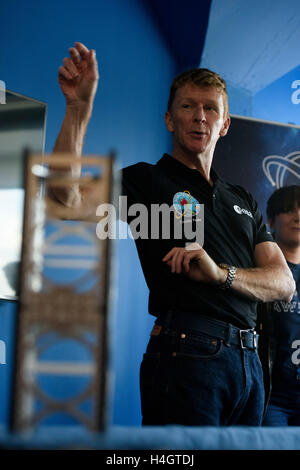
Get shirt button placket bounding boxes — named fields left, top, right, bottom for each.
left=212, top=192, right=216, bottom=211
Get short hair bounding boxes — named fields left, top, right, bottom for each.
left=267, top=185, right=300, bottom=221
left=167, top=68, right=229, bottom=118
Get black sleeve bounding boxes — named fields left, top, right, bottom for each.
left=119, top=162, right=151, bottom=223
left=236, top=185, right=275, bottom=246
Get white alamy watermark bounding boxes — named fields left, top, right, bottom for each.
left=291, top=80, right=300, bottom=105
left=0, top=340, right=6, bottom=365
left=95, top=196, right=204, bottom=246
left=0, top=80, right=6, bottom=104
left=291, top=340, right=300, bottom=365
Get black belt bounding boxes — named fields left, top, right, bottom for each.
left=154, top=311, right=258, bottom=350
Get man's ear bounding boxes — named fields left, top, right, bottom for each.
left=164, top=111, right=174, bottom=133
left=219, top=116, right=231, bottom=137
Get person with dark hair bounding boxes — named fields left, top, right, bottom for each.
left=53, top=42, right=295, bottom=426
left=261, top=185, right=300, bottom=426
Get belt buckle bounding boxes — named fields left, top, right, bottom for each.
left=239, top=329, right=249, bottom=349
left=252, top=330, right=257, bottom=349
left=239, top=329, right=257, bottom=350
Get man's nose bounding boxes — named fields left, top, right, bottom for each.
left=193, top=106, right=206, bottom=122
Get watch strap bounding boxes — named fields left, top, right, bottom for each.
left=219, top=263, right=236, bottom=290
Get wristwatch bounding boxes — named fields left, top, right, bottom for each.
left=219, top=263, right=236, bottom=290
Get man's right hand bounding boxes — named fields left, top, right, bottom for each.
left=58, top=42, right=99, bottom=107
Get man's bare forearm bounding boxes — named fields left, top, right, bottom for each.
left=229, top=265, right=295, bottom=303
left=164, top=243, right=295, bottom=303
left=50, top=104, right=92, bottom=206
left=54, top=103, right=92, bottom=156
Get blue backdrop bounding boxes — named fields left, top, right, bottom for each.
left=0, top=0, right=177, bottom=427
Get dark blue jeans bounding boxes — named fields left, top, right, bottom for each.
left=263, top=402, right=300, bottom=426
left=140, top=326, right=264, bottom=426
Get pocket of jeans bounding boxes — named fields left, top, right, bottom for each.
left=177, top=332, right=224, bottom=359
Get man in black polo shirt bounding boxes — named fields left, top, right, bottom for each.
left=54, top=42, right=295, bottom=425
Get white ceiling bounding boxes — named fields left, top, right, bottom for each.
left=200, top=0, right=300, bottom=94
